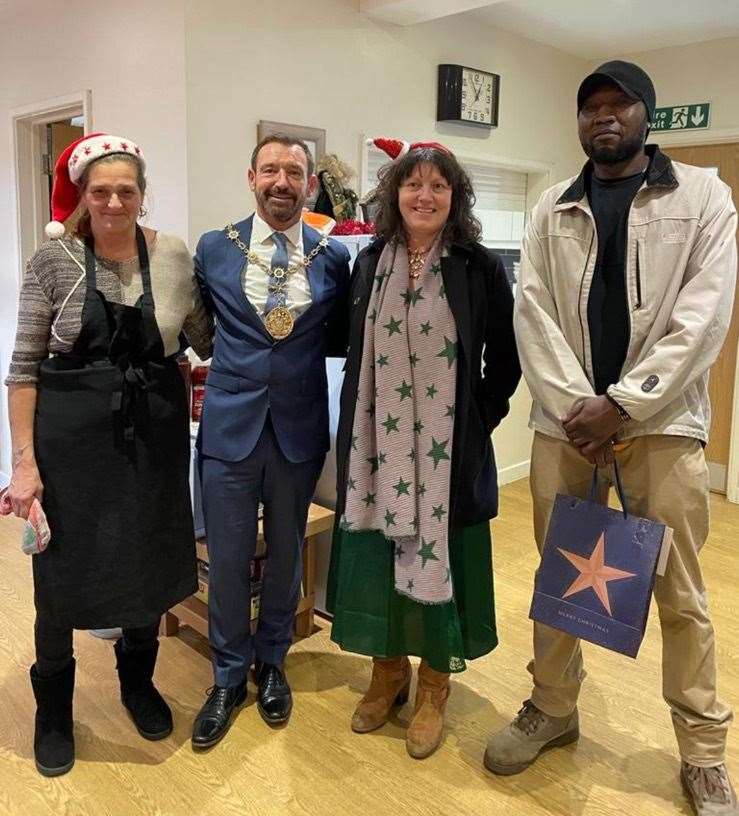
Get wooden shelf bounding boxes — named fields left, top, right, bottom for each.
left=161, top=503, right=334, bottom=641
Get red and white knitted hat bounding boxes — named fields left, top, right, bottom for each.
left=45, top=132, right=146, bottom=239
left=366, top=136, right=452, bottom=159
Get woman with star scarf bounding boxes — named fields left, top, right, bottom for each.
left=328, top=138, right=520, bottom=759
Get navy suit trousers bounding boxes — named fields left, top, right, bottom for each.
left=199, top=417, right=324, bottom=687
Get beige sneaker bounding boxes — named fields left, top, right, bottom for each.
left=681, top=762, right=739, bottom=815
left=483, top=700, right=579, bottom=775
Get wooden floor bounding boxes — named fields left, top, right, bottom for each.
left=1, top=479, right=738, bottom=816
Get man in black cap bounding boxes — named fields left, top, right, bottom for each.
left=485, top=60, right=738, bottom=814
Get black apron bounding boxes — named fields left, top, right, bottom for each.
left=33, top=227, right=197, bottom=629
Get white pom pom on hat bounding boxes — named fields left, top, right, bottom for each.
left=45, top=221, right=66, bottom=240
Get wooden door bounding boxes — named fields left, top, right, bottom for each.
left=50, top=122, right=83, bottom=167
left=46, top=121, right=83, bottom=219
left=663, top=143, right=739, bottom=492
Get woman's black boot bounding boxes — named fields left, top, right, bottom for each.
left=114, top=639, right=172, bottom=740
left=30, top=659, right=75, bottom=777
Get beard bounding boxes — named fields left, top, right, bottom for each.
left=582, top=121, right=649, bottom=165
left=255, top=187, right=304, bottom=225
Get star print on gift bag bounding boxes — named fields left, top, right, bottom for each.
left=529, top=463, right=673, bottom=658
left=557, top=531, right=635, bottom=616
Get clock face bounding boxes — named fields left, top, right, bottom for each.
left=460, top=68, right=494, bottom=125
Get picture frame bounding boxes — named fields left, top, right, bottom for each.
left=256, top=120, right=326, bottom=167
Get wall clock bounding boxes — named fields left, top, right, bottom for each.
left=437, top=64, right=500, bottom=128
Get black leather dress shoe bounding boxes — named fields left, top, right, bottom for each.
left=255, top=663, right=292, bottom=725
left=191, top=683, right=247, bottom=749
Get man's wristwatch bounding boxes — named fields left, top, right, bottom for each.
left=605, top=393, right=631, bottom=424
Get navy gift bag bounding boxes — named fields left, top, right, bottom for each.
left=529, top=463, right=672, bottom=658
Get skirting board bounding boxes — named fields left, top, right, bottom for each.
left=708, top=461, right=727, bottom=495
left=498, top=459, right=530, bottom=486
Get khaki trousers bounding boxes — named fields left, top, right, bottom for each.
left=528, top=432, right=733, bottom=765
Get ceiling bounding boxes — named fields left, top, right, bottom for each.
left=360, top=1, right=739, bottom=59
left=466, top=0, right=739, bottom=59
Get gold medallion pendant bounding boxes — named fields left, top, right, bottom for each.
left=265, top=306, right=294, bottom=339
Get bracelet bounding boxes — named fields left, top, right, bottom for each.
left=605, top=393, right=631, bottom=423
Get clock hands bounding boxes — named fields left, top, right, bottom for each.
left=467, top=74, right=483, bottom=103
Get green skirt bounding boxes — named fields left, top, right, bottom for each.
left=326, top=521, right=497, bottom=673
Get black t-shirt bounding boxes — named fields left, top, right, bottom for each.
left=586, top=169, right=645, bottom=395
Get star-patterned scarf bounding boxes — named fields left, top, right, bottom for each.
left=343, top=238, right=457, bottom=604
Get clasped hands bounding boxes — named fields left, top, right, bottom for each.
left=561, top=395, right=623, bottom=467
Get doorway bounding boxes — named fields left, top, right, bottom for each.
left=663, top=143, right=739, bottom=494
left=44, top=119, right=85, bottom=220
left=11, top=91, right=90, bottom=285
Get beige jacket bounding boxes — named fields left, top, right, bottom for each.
left=514, top=145, right=737, bottom=443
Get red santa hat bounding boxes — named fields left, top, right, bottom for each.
left=45, top=132, right=146, bottom=239
left=366, top=136, right=452, bottom=159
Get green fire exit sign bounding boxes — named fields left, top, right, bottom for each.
left=653, top=103, right=711, bottom=131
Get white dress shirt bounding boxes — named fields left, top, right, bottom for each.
left=243, top=213, right=313, bottom=318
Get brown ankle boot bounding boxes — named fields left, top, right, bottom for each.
left=406, top=660, right=450, bottom=759
left=351, top=656, right=411, bottom=733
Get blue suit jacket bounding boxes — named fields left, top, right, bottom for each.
left=194, top=215, right=350, bottom=463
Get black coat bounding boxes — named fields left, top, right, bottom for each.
left=335, top=238, right=521, bottom=530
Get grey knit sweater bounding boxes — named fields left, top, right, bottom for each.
left=6, top=233, right=213, bottom=385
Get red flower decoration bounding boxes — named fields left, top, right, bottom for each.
left=103, top=142, right=111, bottom=150
left=330, top=219, right=375, bottom=236
left=83, top=146, right=92, bottom=155
left=134, top=146, right=141, bottom=154
left=120, top=142, right=128, bottom=150
left=71, top=154, right=79, bottom=165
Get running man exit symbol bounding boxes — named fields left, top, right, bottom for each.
left=653, top=103, right=711, bottom=131
left=671, top=107, right=688, bottom=128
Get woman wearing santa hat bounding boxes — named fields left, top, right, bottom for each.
left=5, top=133, right=213, bottom=776
left=328, top=138, right=520, bottom=759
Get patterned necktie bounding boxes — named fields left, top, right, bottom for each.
left=265, top=231, right=289, bottom=315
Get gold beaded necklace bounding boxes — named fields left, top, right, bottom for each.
left=407, top=247, right=430, bottom=280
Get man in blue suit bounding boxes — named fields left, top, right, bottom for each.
left=191, top=134, right=350, bottom=747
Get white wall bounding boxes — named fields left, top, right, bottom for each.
left=0, top=0, right=188, bottom=476
left=185, top=0, right=586, bottom=241
left=184, top=0, right=589, bottom=477
left=613, top=36, right=739, bottom=141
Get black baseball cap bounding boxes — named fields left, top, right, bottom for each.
left=577, top=60, right=656, bottom=122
